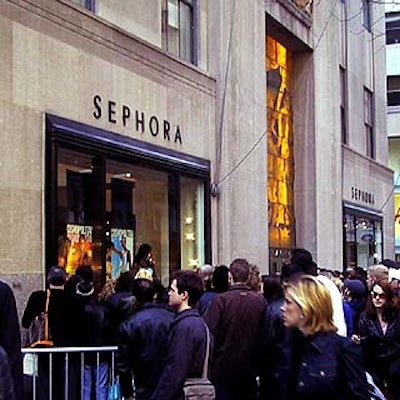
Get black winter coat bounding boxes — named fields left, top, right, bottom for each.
left=150, top=309, right=212, bottom=400
left=0, top=346, right=15, bottom=400
left=0, top=281, right=22, bottom=400
left=117, top=303, right=174, bottom=399
left=22, top=288, right=71, bottom=346
left=359, top=310, right=400, bottom=390
left=265, top=330, right=370, bottom=400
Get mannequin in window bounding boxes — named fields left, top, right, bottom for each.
left=132, top=243, right=156, bottom=281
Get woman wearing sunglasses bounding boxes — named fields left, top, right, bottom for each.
left=358, top=279, right=400, bottom=399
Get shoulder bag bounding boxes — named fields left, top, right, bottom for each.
left=28, top=289, right=53, bottom=348
left=183, top=324, right=215, bottom=400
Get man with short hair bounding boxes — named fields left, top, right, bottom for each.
left=204, top=258, right=266, bottom=400
left=150, top=271, right=210, bottom=400
left=367, top=264, right=389, bottom=289
left=117, top=278, right=174, bottom=400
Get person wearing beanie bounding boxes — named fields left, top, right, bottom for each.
left=197, top=265, right=229, bottom=315
left=73, top=278, right=108, bottom=400
left=343, top=279, right=367, bottom=335
left=21, top=266, right=70, bottom=400
left=381, top=259, right=399, bottom=270
left=22, top=266, right=69, bottom=346
left=47, top=265, right=67, bottom=287
left=75, top=264, right=94, bottom=283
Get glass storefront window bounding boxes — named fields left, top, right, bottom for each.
left=344, top=213, right=356, bottom=269
left=343, top=208, right=383, bottom=270
left=57, top=148, right=102, bottom=280
left=180, top=177, right=205, bottom=270
left=54, top=145, right=207, bottom=288
left=105, top=160, right=170, bottom=283
left=356, top=217, right=374, bottom=267
left=374, top=220, right=383, bottom=263
left=48, top=115, right=210, bottom=286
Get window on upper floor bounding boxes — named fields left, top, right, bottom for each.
left=386, top=12, right=400, bottom=44
left=340, top=66, right=348, bottom=144
left=388, top=76, right=400, bottom=107
left=71, top=0, right=95, bottom=12
left=364, top=88, right=375, bottom=159
left=162, top=0, right=196, bottom=64
left=362, top=0, right=372, bottom=32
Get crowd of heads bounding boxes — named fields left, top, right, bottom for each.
left=47, top=242, right=400, bottom=337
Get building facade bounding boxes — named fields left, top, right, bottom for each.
left=386, top=3, right=400, bottom=260
left=0, top=0, right=393, bottom=312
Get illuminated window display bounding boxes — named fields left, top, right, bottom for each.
left=47, top=115, right=210, bottom=286
left=343, top=208, right=382, bottom=269
left=180, top=177, right=205, bottom=269
left=266, top=36, right=295, bottom=270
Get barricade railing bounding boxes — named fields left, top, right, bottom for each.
left=22, top=346, right=119, bottom=400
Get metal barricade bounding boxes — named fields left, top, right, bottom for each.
left=22, top=346, right=119, bottom=400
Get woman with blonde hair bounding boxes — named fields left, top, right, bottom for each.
left=263, top=275, right=370, bottom=399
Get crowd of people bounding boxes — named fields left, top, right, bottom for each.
left=2, top=246, right=400, bottom=399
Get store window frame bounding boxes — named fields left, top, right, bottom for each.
left=342, top=204, right=383, bottom=270
left=45, top=114, right=211, bottom=280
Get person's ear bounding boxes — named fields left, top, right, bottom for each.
left=181, top=290, right=189, bottom=301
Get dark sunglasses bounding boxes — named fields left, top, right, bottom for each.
left=371, top=291, right=387, bottom=300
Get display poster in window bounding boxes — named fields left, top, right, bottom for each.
left=65, top=224, right=93, bottom=275
left=110, top=228, right=134, bottom=279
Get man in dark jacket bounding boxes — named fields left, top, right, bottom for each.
left=150, top=270, right=210, bottom=400
left=117, top=278, right=174, bottom=400
left=22, top=266, right=70, bottom=400
left=204, top=258, right=266, bottom=400
left=0, top=280, right=22, bottom=400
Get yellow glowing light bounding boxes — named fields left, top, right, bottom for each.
left=266, top=36, right=294, bottom=249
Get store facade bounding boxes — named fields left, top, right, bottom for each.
left=0, top=0, right=216, bottom=310
left=342, top=148, right=393, bottom=269
left=1, top=0, right=396, bottom=316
